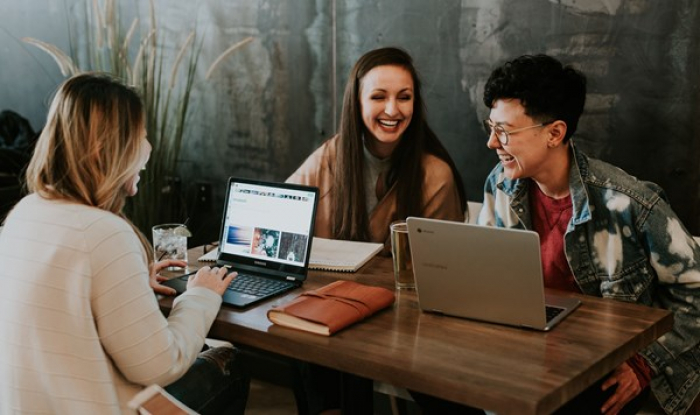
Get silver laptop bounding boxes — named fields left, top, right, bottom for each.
left=406, top=217, right=580, bottom=331
left=164, top=177, right=319, bottom=308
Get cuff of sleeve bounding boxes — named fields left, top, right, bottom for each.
left=173, top=286, right=222, bottom=309
left=627, top=353, right=653, bottom=390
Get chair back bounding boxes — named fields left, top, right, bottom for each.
left=466, top=201, right=483, bottom=224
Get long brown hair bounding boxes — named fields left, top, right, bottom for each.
left=26, top=73, right=153, bottom=261
left=333, top=47, right=466, bottom=241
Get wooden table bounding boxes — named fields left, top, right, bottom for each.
left=159, top=247, right=673, bottom=415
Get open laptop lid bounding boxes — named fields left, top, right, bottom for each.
left=406, top=217, right=579, bottom=331
left=216, top=177, right=319, bottom=281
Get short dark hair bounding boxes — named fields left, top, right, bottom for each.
left=483, top=54, right=587, bottom=142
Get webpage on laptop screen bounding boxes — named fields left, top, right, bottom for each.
left=220, top=182, right=316, bottom=266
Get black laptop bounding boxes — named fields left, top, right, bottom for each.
left=163, top=177, right=319, bottom=308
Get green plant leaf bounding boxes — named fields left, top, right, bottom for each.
left=28, top=0, right=251, bottom=238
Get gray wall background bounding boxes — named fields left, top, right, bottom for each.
left=2, top=0, right=700, bottom=239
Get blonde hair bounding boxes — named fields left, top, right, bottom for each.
left=26, top=73, right=153, bottom=262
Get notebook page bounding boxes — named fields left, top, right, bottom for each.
left=309, top=237, right=383, bottom=272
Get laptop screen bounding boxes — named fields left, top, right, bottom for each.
left=217, top=178, right=318, bottom=276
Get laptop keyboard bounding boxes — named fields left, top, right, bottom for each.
left=227, top=273, right=295, bottom=298
left=545, top=306, right=564, bottom=322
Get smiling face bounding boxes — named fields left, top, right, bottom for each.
left=486, top=98, right=553, bottom=181
left=359, top=65, right=414, bottom=158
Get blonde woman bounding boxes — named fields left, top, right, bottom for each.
left=0, top=73, right=249, bottom=414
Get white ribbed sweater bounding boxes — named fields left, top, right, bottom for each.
left=0, top=194, right=222, bottom=414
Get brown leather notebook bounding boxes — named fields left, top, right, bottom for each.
left=267, top=280, right=395, bottom=336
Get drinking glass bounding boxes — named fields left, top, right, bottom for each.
left=390, top=220, right=414, bottom=290
left=152, top=224, right=189, bottom=269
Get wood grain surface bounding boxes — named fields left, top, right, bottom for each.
left=159, top=246, right=673, bottom=415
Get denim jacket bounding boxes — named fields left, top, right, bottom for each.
left=478, top=144, right=700, bottom=414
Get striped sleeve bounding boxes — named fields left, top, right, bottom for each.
left=89, top=216, right=221, bottom=386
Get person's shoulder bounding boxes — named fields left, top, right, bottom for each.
left=421, top=153, right=453, bottom=181
left=314, top=135, right=338, bottom=160
left=7, top=195, right=135, bottom=248
left=296, top=136, right=337, bottom=166
left=13, top=194, right=118, bottom=226
left=43, top=197, right=133, bottom=238
left=580, top=154, right=665, bottom=205
left=306, top=135, right=337, bottom=158
left=287, top=136, right=337, bottom=185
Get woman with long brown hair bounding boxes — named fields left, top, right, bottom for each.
left=288, top=47, right=466, bottom=414
left=288, top=46, right=466, bottom=250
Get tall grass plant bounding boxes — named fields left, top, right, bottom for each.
left=23, top=0, right=252, bottom=235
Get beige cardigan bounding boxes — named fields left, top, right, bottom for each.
left=0, top=194, right=222, bottom=414
left=287, top=136, right=465, bottom=252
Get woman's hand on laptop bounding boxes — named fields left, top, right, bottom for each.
left=188, top=266, right=236, bottom=296
left=149, top=259, right=188, bottom=295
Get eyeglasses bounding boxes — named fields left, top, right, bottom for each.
left=482, top=119, right=553, bottom=145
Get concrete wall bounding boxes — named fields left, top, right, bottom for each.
left=2, top=0, right=699, bottom=238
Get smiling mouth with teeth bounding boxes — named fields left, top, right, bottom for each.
left=379, top=119, right=400, bottom=127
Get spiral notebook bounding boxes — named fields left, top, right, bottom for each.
left=199, top=237, right=383, bottom=273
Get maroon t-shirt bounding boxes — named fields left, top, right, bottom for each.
left=529, top=184, right=577, bottom=292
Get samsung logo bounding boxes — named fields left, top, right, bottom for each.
left=423, top=262, right=447, bottom=270
left=254, top=260, right=266, bottom=266
left=417, top=228, right=435, bottom=234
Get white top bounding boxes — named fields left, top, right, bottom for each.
left=0, top=194, right=222, bottom=414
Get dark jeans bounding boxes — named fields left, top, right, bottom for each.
left=298, top=362, right=374, bottom=414
left=165, top=346, right=250, bottom=415
left=298, top=363, right=341, bottom=413
left=411, top=377, right=650, bottom=415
